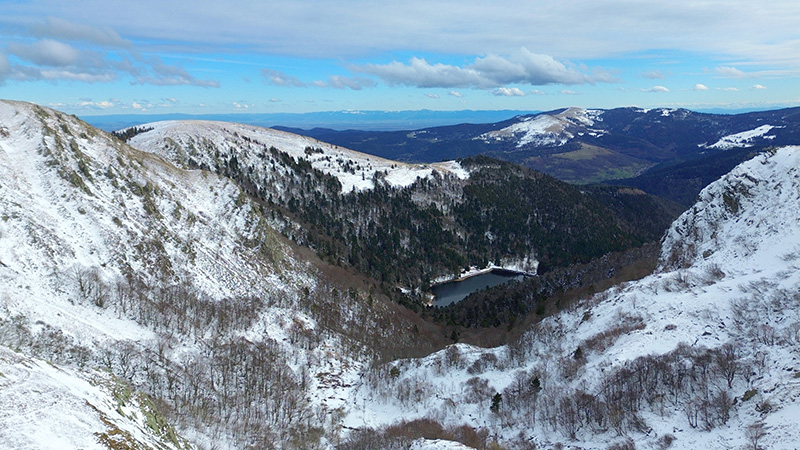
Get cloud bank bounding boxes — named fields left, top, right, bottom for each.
left=356, top=48, right=612, bottom=89
left=0, top=18, right=219, bottom=88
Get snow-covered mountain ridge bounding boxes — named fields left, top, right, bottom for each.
left=346, top=146, right=800, bottom=449
left=3, top=99, right=800, bottom=449
left=128, top=120, right=468, bottom=194
left=0, top=100, right=404, bottom=448
left=288, top=105, right=800, bottom=187
left=476, top=107, right=604, bottom=147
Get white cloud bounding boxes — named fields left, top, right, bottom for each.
left=132, top=57, right=219, bottom=87
left=79, top=99, right=117, bottom=109
left=717, top=87, right=739, bottom=91
left=642, top=70, right=667, bottom=79
left=645, top=85, right=669, bottom=93
left=321, top=75, right=376, bottom=90
left=232, top=101, right=252, bottom=110
left=560, top=89, right=580, bottom=95
left=425, top=93, right=440, bottom=99
left=752, top=84, right=767, bottom=90
left=30, top=17, right=130, bottom=47
left=693, top=83, right=709, bottom=91
left=448, top=90, right=463, bottom=98
left=714, top=66, right=753, bottom=79
left=530, top=89, right=546, bottom=95
left=0, top=52, right=9, bottom=75
left=8, top=39, right=82, bottom=66
left=39, top=69, right=115, bottom=82
left=356, top=48, right=608, bottom=89
left=262, top=68, right=305, bottom=87
left=492, top=87, right=526, bottom=96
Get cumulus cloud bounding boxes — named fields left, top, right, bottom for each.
left=321, top=75, right=375, bottom=90
left=642, top=70, right=667, bottom=79
left=448, top=90, right=463, bottom=98
left=133, top=58, right=219, bottom=87
left=645, top=85, right=669, bottom=93
left=2, top=33, right=218, bottom=88
left=78, top=98, right=118, bottom=109
left=31, top=17, right=130, bottom=47
left=693, top=83, right=709, bottom=90
left=715, top=66, right=753, bottom=79
left=8, top=39, right=82, bottom=66
left=262, top=68, right=306, bottom=87
left=752, top=84, right=767, bottom=90
left=492, top=87, right=526, bottom=96
left=355, top=48, right=608, bottom=89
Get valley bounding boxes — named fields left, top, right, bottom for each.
left=2, top=99, right=800, bottom=450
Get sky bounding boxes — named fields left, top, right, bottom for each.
left=1, top=0, right=799, bottom=117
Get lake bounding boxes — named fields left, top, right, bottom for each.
left=431, top=270, right=526, bottom=307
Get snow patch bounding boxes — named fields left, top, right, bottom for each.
left=705, top=125, right=781, bottom=149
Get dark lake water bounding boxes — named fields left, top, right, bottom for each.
left=431, top=270, right=525, bottom=307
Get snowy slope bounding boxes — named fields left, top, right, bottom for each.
left=0, top=100, right=368, bottom=448
left=128, top=120, right=468, bottom=194
left=0, top=100, right=310, bottom=344
left=476, top=107, right=604, bottom=147
left=0, top=346, right=188, bottom=450
left=704, top=124, right=780, bottom=150
left=346, top=146, right=800, bottom=449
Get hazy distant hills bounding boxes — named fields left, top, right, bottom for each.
left=275, top=106, right=800, bottom=204
left=83, top=109, right=540, bottom=133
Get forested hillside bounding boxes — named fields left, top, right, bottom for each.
left=129, top=123, right=678, bottom=307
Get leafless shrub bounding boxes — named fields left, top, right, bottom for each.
left=468, top=352, right=499, bottom=375
left=713, top=343, right=738, bottom=388
left=656, top=433, right=675, bottom=449
left=744, top=421, right=768, bottom=450
left=607, top=437, right=636, bottom=450
left=703, top=263, right=725, bottom=284
left=340, top=419, right=489, bottom=450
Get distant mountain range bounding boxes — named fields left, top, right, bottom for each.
left=276, top=106, right=800, bottom=204
left=82, top=109, right=541, bottom=132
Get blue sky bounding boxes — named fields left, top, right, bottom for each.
left=1, top=0, right=799, bottom=116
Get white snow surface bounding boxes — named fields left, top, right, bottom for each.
left=0, top=346, right=183, bottom=450
left=409, top=438, right=476, bottom=449
left=477, top=107, right=603, bottom=147
left=706, top=124, right=779, bottom=149
left=129, top=120, right=469, bottom=194
left=0, top=100, right=354, bottom=448
left=346, top=147, right=800, bottom=449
